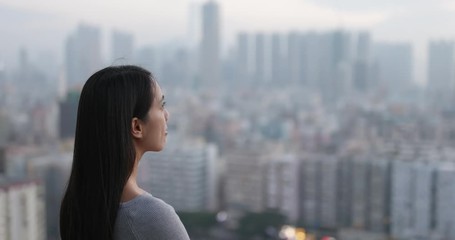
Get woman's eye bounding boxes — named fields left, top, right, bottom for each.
left=162, top=101, right=166, bottom=108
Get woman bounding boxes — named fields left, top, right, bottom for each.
left=60, top=65, right=190, bottom=240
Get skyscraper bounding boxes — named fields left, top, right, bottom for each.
left=434, top=163, right=455, bottom=239
left=390, top=160, right=413, bottom=239
left=199, top=1, right=220, bottom=88
left=338, top=155, right=390, bottom=232
left=59, top=90, right=80, bottom=140
left=236, top=33, right=250, bottom=85
left=317, top=32, right=341, bottom=103
left=318, top=155, right=338, bottom=228
left=353, top=32, right=372, bottom=92
left=271, top=33, right=282, bottom=86
left=412, top=162, right=432, bottom=238
left=0, top=147, right=5, bottom=174
left=300, top=32, right=323, bottom=90
left=427, top=41, right=455, bottom=108
left=0, top=65, right=5, bottom=107
left=390, top=160, right=433, bottom=239
left=65, top=24, right=102, bottom=88
left=350, top=156, right=368, bottom=229
left=367, top=158, right=390, bottom=233
left=0, top=111, right=7, bottom=146
left=300, top=155, right=319, bottom=228
left=111, top=30, right=134, bottom=63
left=330, top=30, right=352, bottom=100
left=28, top=152, right=72, bottom=240
left=288, top=32, right=302, bottom=86
left=300, top=154, right=338, bottom=229
left=265, top=154, right=299, bottom=222
left=373, top=42, right=413, bottom=96
left=255, top=33, right=266, bottom=84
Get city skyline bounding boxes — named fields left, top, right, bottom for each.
left=4, top=1, right=455, bottom=239
left=2, top=0, right=455, bottom=85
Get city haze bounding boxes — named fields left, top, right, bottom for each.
left=2, top=0, right=455, bottom=85
left=3, top=1, right=455, bottom=239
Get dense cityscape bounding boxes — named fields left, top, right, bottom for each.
left=2, top=1, right=455, bottom=240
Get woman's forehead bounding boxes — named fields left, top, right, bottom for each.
left=153, top=82, right=164, bottom=100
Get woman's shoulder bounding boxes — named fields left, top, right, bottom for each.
left=120, top=192, right=172, bottom=212
left=118, top=192, right=177, bottom=223
left=115, top=192, right=190, bottom=240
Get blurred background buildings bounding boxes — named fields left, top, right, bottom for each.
left=2, top=0, right=455, bottom=239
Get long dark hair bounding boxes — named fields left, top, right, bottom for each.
left=60, top=65, right=156, bottom=240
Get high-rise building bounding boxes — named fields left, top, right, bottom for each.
left=236, top=33, right=250, bottom=85
left=199, top=1, right=220, bottom=88
left=111, top=30, right=134, bottom=63
left=390, top=160, right=433, bottom=239
left=255, top=33, right=266, bottom=84
left=265, top=154, right=299, bottom=222
left=367, top=158, right=390, bottom=233
left=318, top=155, right=338, bottom=228
left=390, top=160, right=413, bottom=239
left=59, top=90, right=80, bottom=140
left=187, top=2, right=201, bottom=48
left=300, top=155, right=319, bottom=227
left=412, top=161, right=433, bottom=238
left=434, top=163, right=455, bottom=239
left=288, top=32, right=302, bottom=86
left=0, top=178, right=46, bottom=240
left=0, top=147, right=5, bottom=174
left=138, top=142, right=218, bottom=211
left=12, top=49, right=50, bottom=103
left=300, top=154, right=338, bottom=229
left=337, top=156, right=353, bottom=228
left=28, top=153, right=72, bottom=240
left=0, top=111, right=8, bottom=146
left=300, top=32, right=321, bottom=90
left=353, top=32, right=372, bottom=92
left=427, top=41, right=455, bottom=108
left=330, top=30, right=353, bottom=99
left=65, top=24, right=102, bottom=88
left=356, top=32, right=371, bottom=61
left=373, top=42, right=413, bottom=96
left=224, top=149, right=267, bottom=213
left=350, top=156, right=368, bottom=229
left=317, top=32, right=339, bottom=102
left=338, top=155, right=390, bottom=232
left=0, top=65, right=6, bottom=108
left=271, top=33, right=282, bottom=86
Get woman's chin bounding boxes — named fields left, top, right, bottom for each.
left=156, top=143, right=166, bottom=152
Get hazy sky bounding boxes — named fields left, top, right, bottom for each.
left=1, top=0, right=455, bottom=83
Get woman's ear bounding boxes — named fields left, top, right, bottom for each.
left=131, top=117, right=143, bottom=139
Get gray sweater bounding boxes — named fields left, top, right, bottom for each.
left=113, top=192, right=190, bottom=240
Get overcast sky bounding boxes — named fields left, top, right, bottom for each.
left=1, top=0, right=455, bottom=84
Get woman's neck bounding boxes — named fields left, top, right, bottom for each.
left=121, top=156, right=144, bottom=202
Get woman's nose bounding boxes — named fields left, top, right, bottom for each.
left=164, top=109, right=169, bottom=122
